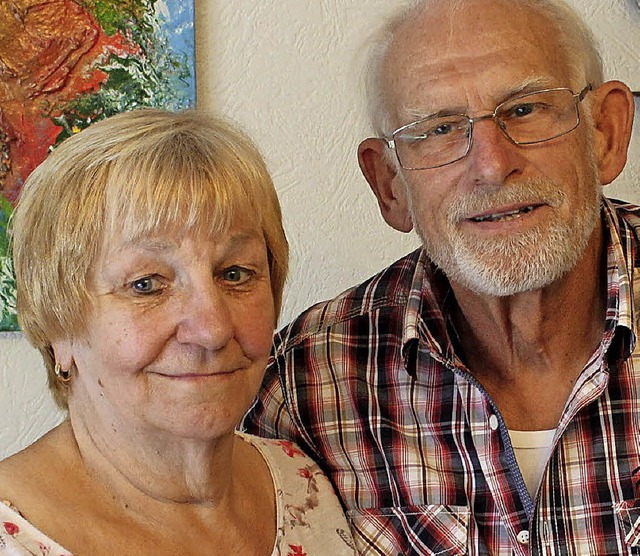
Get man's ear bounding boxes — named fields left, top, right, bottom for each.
left=358, top=137, right=413, bottom=232
left=589, top=81, right=635, bottom=185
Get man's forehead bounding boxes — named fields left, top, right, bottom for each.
left=382, top=0, right=569, bottom=117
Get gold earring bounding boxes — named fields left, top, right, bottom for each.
left=54, top=363, right=72, bottom=383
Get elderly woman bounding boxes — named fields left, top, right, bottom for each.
left=0, top=110, right=356, bottom=555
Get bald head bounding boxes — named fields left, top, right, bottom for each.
left=364, top=0, right=603, bottom=136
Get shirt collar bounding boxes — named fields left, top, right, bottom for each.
left=400, top=199, right=639, bottom=375
left=401, top=249, right=461, bottom=375
left=600, top=198, right=637, bottom=359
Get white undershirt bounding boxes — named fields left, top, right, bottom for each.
left=508, top=428, right=557, bottom=499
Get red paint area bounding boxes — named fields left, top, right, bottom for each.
left=0, top=0, right=141, bottom=202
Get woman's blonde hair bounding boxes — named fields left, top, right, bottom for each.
left=11, top=109, right=288, bottom=408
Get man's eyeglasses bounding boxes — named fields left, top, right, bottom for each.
left=384, top=84, right=592, bottom=170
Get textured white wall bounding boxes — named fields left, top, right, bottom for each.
left=0, top=0, right=638, bottom=459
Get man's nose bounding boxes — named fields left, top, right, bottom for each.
left=466, top=116, right=523, bottom=185
left=175, top=283, right=233, bottom=350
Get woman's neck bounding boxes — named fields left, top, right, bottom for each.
left=1, top=420, right=276, bottom=555
left=66, top=412, right=239, bottom=508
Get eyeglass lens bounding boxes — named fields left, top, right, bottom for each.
left=394, top=88, right=582, bottom=170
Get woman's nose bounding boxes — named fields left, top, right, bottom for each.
left=175, top=283, right=233, bottom=350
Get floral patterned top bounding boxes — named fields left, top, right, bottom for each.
left=0, top=433, right=356, bottom=555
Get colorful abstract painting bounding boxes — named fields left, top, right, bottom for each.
left=0, top=0, right=195, bottom=330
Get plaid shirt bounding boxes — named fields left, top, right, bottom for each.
left=243, top=198, right=640, bottom=555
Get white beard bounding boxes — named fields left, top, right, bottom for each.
left=408, top=175, right=602, bottom=297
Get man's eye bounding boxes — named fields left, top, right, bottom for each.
left=131, top=276, right=163, bottom=294
left=511, top=103, right=535, bottom=117
left=431, top=123, right=453, bottom=136
left=401, top=123, right=452, bottom=143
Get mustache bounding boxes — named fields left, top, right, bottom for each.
left=446, top=179, right=566, bottom=222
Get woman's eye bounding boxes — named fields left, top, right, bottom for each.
left=221, top=266, right=253, bottom=284
left=131, top=276, right=163, bottom=294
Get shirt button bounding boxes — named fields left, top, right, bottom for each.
left=489, top=414, right=499, bottom=430
left=517, top=530, right=530, bottom=545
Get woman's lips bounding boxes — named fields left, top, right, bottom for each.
left=151, top=367, right=244, bottom=379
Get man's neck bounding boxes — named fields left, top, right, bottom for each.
left=449, top=224, right=607, bottom=430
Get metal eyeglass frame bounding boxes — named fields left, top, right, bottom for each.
left=384, top=84, right=593, bottom=170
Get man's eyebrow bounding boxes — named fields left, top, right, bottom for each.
left=498, top=77, right=559, bottom=101
left=397, top=106, right=469, bottom=126
left=397, top=77, right=561, bottom=124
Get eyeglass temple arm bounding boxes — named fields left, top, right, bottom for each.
left=578, top=84, right=593, bottom=100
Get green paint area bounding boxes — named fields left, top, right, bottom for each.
left=0, top=195, right=17, bottom=331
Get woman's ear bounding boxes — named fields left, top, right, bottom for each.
left=358, top=137, right=413, bottom=232
left=589, top=80, right=635, bottom=185
left=51, top=338, right=75, bottom=371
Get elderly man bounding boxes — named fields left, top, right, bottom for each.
left=244, top=0, right=637, bottom=553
